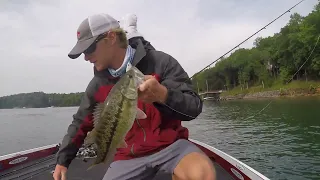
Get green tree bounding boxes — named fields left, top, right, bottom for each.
left=192, top=2, right=320, bottom=92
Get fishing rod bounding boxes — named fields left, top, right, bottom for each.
left=1, top=2, right=310, bottom=178
left=190, top=0, right=306, bottom=80
left=162, top=0, right=309, bottom=119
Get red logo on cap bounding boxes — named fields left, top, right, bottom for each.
left=77, top=31, right=80, bottom=38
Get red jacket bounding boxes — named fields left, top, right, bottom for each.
left=56, top=39, right=203, bottom=167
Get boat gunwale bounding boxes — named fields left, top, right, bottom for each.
left=190, top=139, right=270, bottom=180
left=0, top=143, right=59, bottom=174
left=0, top=140, right=270, bottom=180
left=0, top=144, right=59, bottom=161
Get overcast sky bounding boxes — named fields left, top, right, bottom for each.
left=0, top=0, right=317, bottom=97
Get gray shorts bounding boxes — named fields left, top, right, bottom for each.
left=103, top=139, right=204, bottom=180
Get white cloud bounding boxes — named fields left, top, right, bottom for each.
left=0, top=0, right=317, bottom=96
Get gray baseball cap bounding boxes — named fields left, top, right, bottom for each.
left=68, top=13, right=120, bottom=59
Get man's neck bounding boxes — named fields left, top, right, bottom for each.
left=110, top=47, right=127, bottom=70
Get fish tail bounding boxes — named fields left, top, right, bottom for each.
left=87, top=163, right=97, bottom=171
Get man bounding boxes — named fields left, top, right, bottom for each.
left=53, top=13, right=216, bottom=180
left=119, top=13, right=155, bottom=51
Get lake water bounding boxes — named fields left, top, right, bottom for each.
left=0, top=97, right=319, bottom=180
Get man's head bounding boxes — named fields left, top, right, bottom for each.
left=68, top=13, right=128, bottom=71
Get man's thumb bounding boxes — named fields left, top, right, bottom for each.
left=139, top=82, right=148, bottom=92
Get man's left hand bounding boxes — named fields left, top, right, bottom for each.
left=138, top=75, right=168, bottom=104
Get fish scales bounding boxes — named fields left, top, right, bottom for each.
left=108, top=97, right=137, bottom=154
left=100, top=91, right=125, bottom=163
left=95, top=91, right=124, bottom=164
left=83, top=66, right=147, bottom=170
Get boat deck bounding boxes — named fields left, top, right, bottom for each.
left=0, top=155, right=234, bottom=180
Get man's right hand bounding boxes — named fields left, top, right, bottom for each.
left=53, top=164, right=67, bottom=180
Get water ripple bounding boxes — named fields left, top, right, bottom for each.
left=0, top=99, right=319, bottom=180
left=184, top=98, right=320, bottom=180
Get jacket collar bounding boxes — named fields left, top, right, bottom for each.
left=93, top=38, right=147, bottom=78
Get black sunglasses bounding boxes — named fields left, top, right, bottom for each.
left=83, top=33, right=106, bottom=55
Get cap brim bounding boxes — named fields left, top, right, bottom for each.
left=68, top=36, right=98, bottom=59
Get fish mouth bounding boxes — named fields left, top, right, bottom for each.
left=125, top=66, right=145, bottom=89
left=131, top=67, right=145, bottom=87
left=135, top=75, right=144, bottom=87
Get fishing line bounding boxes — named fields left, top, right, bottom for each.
left=158, top=0, right=307, bottom=119
left=189, top=0, right=306, bottom=80
left=287, top=35, right=320, bottom=84
left=244, top=34, right=320, bottom=120
left=2, top=1, right=310, bottom=178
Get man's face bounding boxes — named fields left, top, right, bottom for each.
left=84, top=32, right=117, bottom=71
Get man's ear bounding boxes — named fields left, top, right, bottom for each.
left=106, top=31, right=117, bottom=45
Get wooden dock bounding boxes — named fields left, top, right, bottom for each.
left=199, top=90, right=223, bottom=101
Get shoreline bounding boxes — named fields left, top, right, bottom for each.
left=219, top=87, right=320, bottom=101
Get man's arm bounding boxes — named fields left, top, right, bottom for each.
left=154, top=55, right=203, bottom=121
left=55, top=78, right=97, bottom=168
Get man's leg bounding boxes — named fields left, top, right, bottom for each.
left=148, top=139, right=216, bottom=180
left=172, top=151, right=216, bottom=180
left=103, top=139, right=216, bottom=180
left=102, top=155, right=156, bottom=180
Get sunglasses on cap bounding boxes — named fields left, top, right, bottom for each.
left=83, top=33, right=107, bottom=55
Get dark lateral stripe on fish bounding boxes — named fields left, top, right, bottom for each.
left=102, top=94, right=125, bottom=160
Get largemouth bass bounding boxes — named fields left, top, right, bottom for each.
left=83, top=66, right=147, bottom=170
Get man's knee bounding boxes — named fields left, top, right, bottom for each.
left=173, top=152, right=216, bottom=180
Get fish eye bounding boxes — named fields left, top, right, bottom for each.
left=128, top=74, right=133, bottom=78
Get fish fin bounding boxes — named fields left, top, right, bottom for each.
left=87, top=163, right=97, bottom=171
left=136, top=108, right=147, bottom=119
left=118, top=140, right=128, bottom=148
left=92, top=103, right=105, bottom=127
left=103, top=152, right=116, bottom=169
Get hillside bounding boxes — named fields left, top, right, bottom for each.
left=191, top=3, right=320, bottom=96
left=0, top=92, right=84, bottom=109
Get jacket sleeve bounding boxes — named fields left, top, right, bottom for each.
left=55, top=78, right=97, bottom=168
left=154, top=55, right=203, bottom=121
